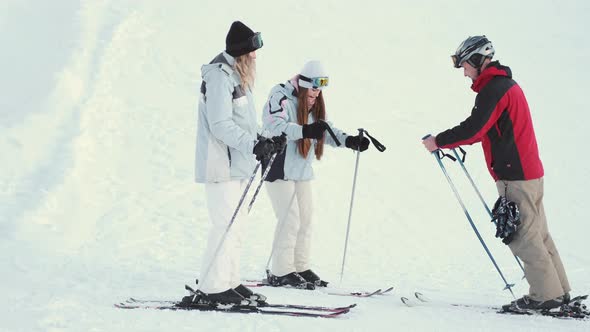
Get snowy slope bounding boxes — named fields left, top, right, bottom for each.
left=1, top=1, right=589, bottom=331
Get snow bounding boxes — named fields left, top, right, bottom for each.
left=1, top=1, right=589, bottom=331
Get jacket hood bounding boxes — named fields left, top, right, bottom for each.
left=201, top=52, right=235, bottom=78
left=268, top=77, right=300, bottom=100
left=472, top=61, right=512, bottom=92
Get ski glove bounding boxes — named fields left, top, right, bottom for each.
left=302, top=122, right=327, bottom=139
left=345, top=135, right=370, bottom=152
left=270, top=133, right=287, bottom=153
left=253, top=133, right=287, bottom=161
left=491, top=196, right=521, bottom=245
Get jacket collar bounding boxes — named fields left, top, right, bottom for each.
left=471, top=61, right=512, bottom=92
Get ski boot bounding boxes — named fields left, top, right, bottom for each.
left=178, top=284, right=257, bottom=308
left=266, top=270, right=315, bottom=290
left=502, top=294, right=564, bottom=312
left=298, top=269, right=329, bottom=287
left=234, top=284, right=268, bottom=305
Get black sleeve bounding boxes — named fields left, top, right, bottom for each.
left=435, top=84, right=503, bottom=148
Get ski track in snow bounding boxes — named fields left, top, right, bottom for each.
left=1, top=1, right=589, bottom=331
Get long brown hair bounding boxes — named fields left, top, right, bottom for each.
left=297, top=87, right=326, bottom=160
left=235, top=54, right=256, bottom=91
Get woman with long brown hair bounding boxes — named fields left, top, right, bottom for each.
left=261, top=61, right=370, bottom=289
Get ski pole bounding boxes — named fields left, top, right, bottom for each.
left=423, top=135, right=515, bottom=298
left=247, top=153, right=278, bottom=213
left=451, top=148, right=525, bottom=277
left=198, top=160, right=261, bottom=291
left=339, top=128, right=364, bottom=283
left=247, top=133, right=288, bottom=213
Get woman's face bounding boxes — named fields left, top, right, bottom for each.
left=306, top=88, right=320, bottom=107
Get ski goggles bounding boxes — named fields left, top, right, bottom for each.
left=451, top=53, right=483, bottom=69
left=227, top=32, right=264, bottom=53
left=451, top=54, right=461, bottom=68
left=249, top=32, right=263, bottom=50
left=298, top=75, right=329, bottom=90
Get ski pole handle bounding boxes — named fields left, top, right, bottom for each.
left=423, top=134, right=457, bottom=161
left=422, top=134, right=438, bottom=155
left=357, top=128, right=364, bottom=152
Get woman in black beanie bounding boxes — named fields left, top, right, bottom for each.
left=184, top=21, right=282, bottom=307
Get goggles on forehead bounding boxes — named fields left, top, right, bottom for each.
left=299, top=75, right=329, bottom=90
left=250, top=32, right=263, bottom=49
left=227, top=32, right=263, bottom=53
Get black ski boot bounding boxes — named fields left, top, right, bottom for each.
left=267, top=271, right=315, bottom=290
left=178, top=293, right=206, bottom=307
left=179, top=288, right=256, bottom=307
left=234, top=284, right=268, bottom=305
left=502, top=294, right=564, bottom=312
left=190, top=279, right=260, bottom=306
left=298, top=269, right=329, bottom=287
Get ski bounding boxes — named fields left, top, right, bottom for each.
left=243, top=279, right=394, bottom=298
left=326, top=286, right=393, bottom=298
left=125, top=297, right=356, bottom=312
left=403, top=291, right=589, bottom=320
left=114, top=302, right=350, bottom=318
left=401, top=292, right=427, bottom=307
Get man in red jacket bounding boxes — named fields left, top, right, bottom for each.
left=423, top=36, right=571, bottom=310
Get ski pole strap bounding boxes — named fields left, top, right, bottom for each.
left=436, top=149, right=457, bottom=162
left=359, top=129, right=386, bottom=152
left=457, top=146, right=467, bottom=163
left=319, top=120, right=341, bottom=146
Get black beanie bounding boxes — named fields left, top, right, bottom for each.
left=225, top=21, right=259, bottom=57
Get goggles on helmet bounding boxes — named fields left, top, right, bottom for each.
left=299, top=75, right=329, bottom=89
left=451, top=36, right=491, bottom=68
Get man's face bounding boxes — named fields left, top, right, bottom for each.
left=462, top=62, right=479, bottom=81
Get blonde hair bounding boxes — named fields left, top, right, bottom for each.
left=297, top=88, right=326, bottom=160
left=235, top=54, right=256, bottom=91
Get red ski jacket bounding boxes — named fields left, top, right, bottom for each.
left=435, top=61, right=544, bottom=181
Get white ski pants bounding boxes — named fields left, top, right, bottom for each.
left=266, top=180, right=313, bottom=276
left=198, top=180, right=247, bottom=293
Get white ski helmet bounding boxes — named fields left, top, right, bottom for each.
left=451, top=35, right=495, bottom=69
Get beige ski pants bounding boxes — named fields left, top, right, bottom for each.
left=496, top=178, right=570, bottom=301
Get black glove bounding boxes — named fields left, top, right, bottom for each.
left=345, top=135, right=370, bottom=152
left=253, top=137, right=275, bottom=161
left=270, top=134, right=287, bottom=153
left=253, top=133, right=287, bottom=161
left=302, top=122, right=327, bottom=139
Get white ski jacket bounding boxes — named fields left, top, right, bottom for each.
left=195, top=52, right=259, bottom=183
left=261, top=78, right=348, bottom=181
